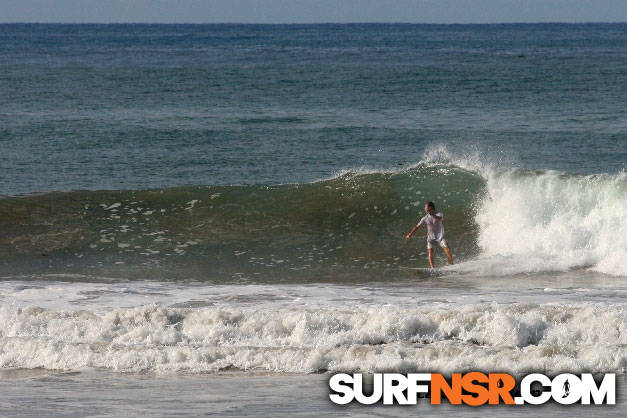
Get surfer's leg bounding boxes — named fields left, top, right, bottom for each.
left=443, top=246, right=453, bottom=265
left=428, top=248, right=435, bottom=268
left=439, top=239, right=453, bottom=265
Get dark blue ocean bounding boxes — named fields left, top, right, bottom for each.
left=1, top=23, right=625, bottom=194
left=0, top=24, right=625, bottom=416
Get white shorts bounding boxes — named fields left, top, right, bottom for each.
left=427, top=238, right=448, bottom=249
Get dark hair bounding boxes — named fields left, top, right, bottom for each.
left=426, top=201, right=435, bottom=210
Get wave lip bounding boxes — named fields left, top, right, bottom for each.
left=0, top=303, right=624, bottom=375
left=473, top=169, right=627, bottom=277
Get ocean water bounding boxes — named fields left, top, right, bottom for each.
left=0, top=23, right=625, bottom=415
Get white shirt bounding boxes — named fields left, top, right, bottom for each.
left=417, top=212, right=445, bottom=241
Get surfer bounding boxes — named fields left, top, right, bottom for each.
left=405, top=201, right=453, bottom=268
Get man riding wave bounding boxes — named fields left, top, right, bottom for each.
left=406, top=201, right=453, bottom=268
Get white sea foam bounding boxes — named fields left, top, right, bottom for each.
left=423, top=145, right=627, bottom=277
left=0, top=303, right=624, bottom=375
left=474, top=170, right=626, bottom=276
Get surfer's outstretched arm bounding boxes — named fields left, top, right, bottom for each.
left=406, top=224, right=421, bottom=239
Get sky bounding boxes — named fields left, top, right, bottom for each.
left=1, top=0, right=625, bottom=24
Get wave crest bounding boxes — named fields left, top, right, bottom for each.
left=474, top=170, right=626, bottom=276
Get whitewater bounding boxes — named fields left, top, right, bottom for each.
left=0, top=280, right=625, bottom=375
left=1, top=148, right=625, bottom=379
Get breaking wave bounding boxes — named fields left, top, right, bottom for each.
left=0, top=303, right=624, bottom=374
left=0, top=148, right=624, bottom=279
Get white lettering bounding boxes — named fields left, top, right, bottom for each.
left=329, top=373, right=354, bottom=405
left=354, top=373, right=383, bottom=405
left=406, top=373, right=431, bottom=404
left=551, top=374, right=582, bottom=405
left=383, top=373, right=409, bottom=405
left=581, top=373, right=615, bottom=405
left=518, top=373, right=552, bottom=405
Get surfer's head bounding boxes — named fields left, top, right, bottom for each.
left=425, top=201, right=436, bottom=213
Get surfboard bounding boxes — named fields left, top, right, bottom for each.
left=399, top=266, right=437, bottom=272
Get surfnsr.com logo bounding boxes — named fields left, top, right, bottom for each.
left=329, top=373, right=616, bottom=406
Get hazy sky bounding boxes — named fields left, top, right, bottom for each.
left=1, top=0, right=625, bottom=24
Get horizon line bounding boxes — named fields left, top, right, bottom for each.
left=1, top=21, right=626, bottom=25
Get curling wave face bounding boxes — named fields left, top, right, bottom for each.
left=0, top=154, right=625, bottom=280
